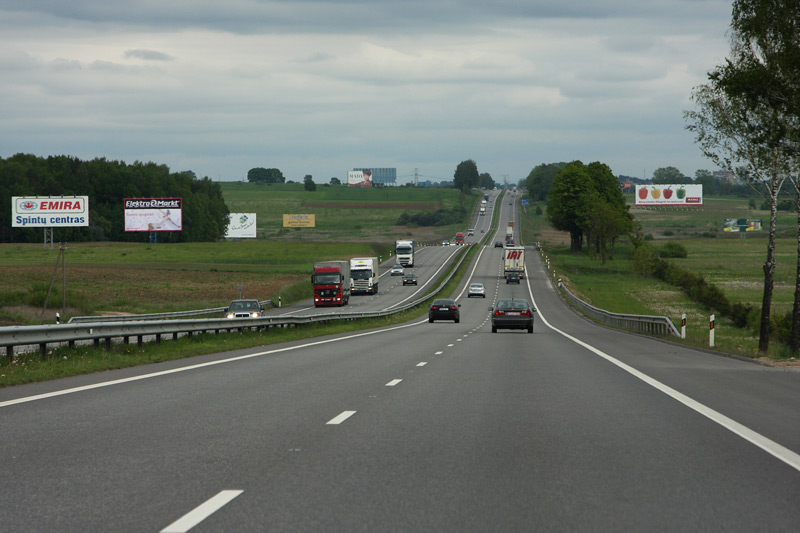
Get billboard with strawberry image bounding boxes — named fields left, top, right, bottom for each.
left=635, top=185, right=703, bottom=206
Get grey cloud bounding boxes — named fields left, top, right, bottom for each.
left=124, top=49, right=173, bottom=61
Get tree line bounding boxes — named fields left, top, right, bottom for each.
left=0, top=154, right=229, bottom=243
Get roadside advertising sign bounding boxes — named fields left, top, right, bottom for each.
left=12, top=196, right=89, bottom=227
left=124, top=198, right=182, bottom=232
left=724, top=218, right=762, bottom=232
left=348, top=169, right=373, bottom=187
left=635, top=184, right=703, bottom=206
left=225, top=213, right=257, bottom=238
left=283, top=214, right=316, bottom=228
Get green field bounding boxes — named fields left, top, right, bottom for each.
left=0, top=184, right=477, bottom=325
left=221, top=182, right=472, bottom=242
left=522, top=195, right=800, bottom=359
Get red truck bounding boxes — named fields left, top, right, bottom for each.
left=312, top=261, right=351, bottom=307
left=455, top=232, right=465, bottom=245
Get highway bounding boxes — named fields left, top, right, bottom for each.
left=1, top=192, right=799, bottom=531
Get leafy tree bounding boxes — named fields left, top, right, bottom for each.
left=330, top=177, right=341, bottom=185
left=453, top=160, right=480, bottom=194
left=524, top=162, right=567, bottom=201
left=303, top=175, right=316, bottom=192
left=652, top=166, right=690, bottom=184
left=547, top=162, right=593, bottom=252
left=685, top=0, right=799, bottom=353
left=479, top=172, right=495, bottom=189
left=247, top=167, right=285, bottom=183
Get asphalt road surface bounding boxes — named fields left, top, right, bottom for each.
left=2, top=193, right=799, bottom=531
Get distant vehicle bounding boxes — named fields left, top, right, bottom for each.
left=468, top=283, right=486, bottom=298
left=312, top=261, right=350, bottom=307
left=484, top=193, right=489, bottom=201
left=506, top=272, right=520, bottom=284
left=224, top=299, right=265, bottom=319
left=455, top=232, right=465, bottom=245
left=490, top=298, right=535, bottom=333
left=395, top=240, right=415, bottom=267
left=429, top=298, right=460, bottom=323
left=504, top=246, right=525, bottom=280
left=391, top=264, right=404, bottom=276
left=494, top=241, right=504, bottom=248
left=480, top=206, right=486, bottom=216
left=442, top=241, right=450, bottom=246
left=505, top=225, right=514, bottom=244
left=350, top=257, right=379, bottom=295
left=467, top=229, right=474, bottom=236
left=402, top=272, right=418, bottom=285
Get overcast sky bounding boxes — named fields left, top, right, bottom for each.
left=0, top=1, right=734, bottom=184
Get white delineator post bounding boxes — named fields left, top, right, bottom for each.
left=709, top=314, right=715, bottom=347
left=681, top=313, right=686, bottom=339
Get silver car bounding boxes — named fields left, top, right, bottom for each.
left=468, top=283, right=486, bottom=298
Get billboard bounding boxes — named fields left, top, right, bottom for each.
left=226, top=213, right=257, bottom=238
left=12, top=196, right=89, bottom=227
left=283, top=214, right=316, bottom=227
left=724, top=218, right=762, bottom=232
left=348, top=169, right=373, bottom=187
left=124, top=198, right=182, bottom=232
left=635, top=184, right=703, bottom=206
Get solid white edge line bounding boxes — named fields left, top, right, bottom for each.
left=1, top=319, right=428, bottom=409
left=160, top=490, right=243, bottom=533
left=524, top=267, right=800, bottom=474
left=327, top=410, right=357, bottom=425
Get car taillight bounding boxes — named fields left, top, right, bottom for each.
left=450, top=306, right=457, bottom=310
left=521, top=310, right=531, bottom=316
left=494, top=310, right=504, bottom=316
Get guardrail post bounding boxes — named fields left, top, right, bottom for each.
left=681, top=314, right=686, bottom=339
left=709, top=314, right=715, bottom=347
left=279, top=296, right=282, bottom=308
left=39, top=343, right=47, bottom=358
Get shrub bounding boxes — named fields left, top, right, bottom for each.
left=630, top=244, right=660, bottom=276
left=659, top=242, right=688, bottom=258
left=662, top=230, right=674, bottom=236
left=644, top=234, right=654, bottom=241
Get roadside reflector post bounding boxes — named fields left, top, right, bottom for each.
left=709, top=314, right=715, bottom=347
left=681, top=313, right=686, bottom=339
left=279, top=296, right=282, bottom=308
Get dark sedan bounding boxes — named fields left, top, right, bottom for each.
left=402, top=272, right=418, bottom=285
left=429, top=298, right=460, bottom=323
left=490, top=298, right=534, bottom=333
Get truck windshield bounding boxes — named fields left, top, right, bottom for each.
left=351, top=270, right=371, bottom=280
left=396, top=246, right=412, bottom=254
left=313, top=274, right=341, bottom=284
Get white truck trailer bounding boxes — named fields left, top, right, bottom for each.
left=350, top=257, right=380, bottom=295
left=395, top=240, right=415, bottom=267
left=503, top=246, right=525, bottom=279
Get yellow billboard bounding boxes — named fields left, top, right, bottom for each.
left=283, top=214, right=316, bottom=227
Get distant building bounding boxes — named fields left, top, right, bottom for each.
left=353, top=168, right=396, bottom=185
left=713, top=170, right=739, bottom=184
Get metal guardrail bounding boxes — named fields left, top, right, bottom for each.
left=557, top=281, right=680, bottom=337
left=67, top=300, right=277, bottom=323
left=1, top=249, right=471, bottom=359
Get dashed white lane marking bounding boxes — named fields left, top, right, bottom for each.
left=326, top=410, right=357, bottom=425
left=456, top=339, right=462, bottom=342
left=447, top=344, right=454, bottom=347
left=435, top=351, right=443, bottom=355
left=160, top=490, right=243, bottom=533
left=386, top=379, right=403, bottom=387
left=417, top=362, right=427, bottom=367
